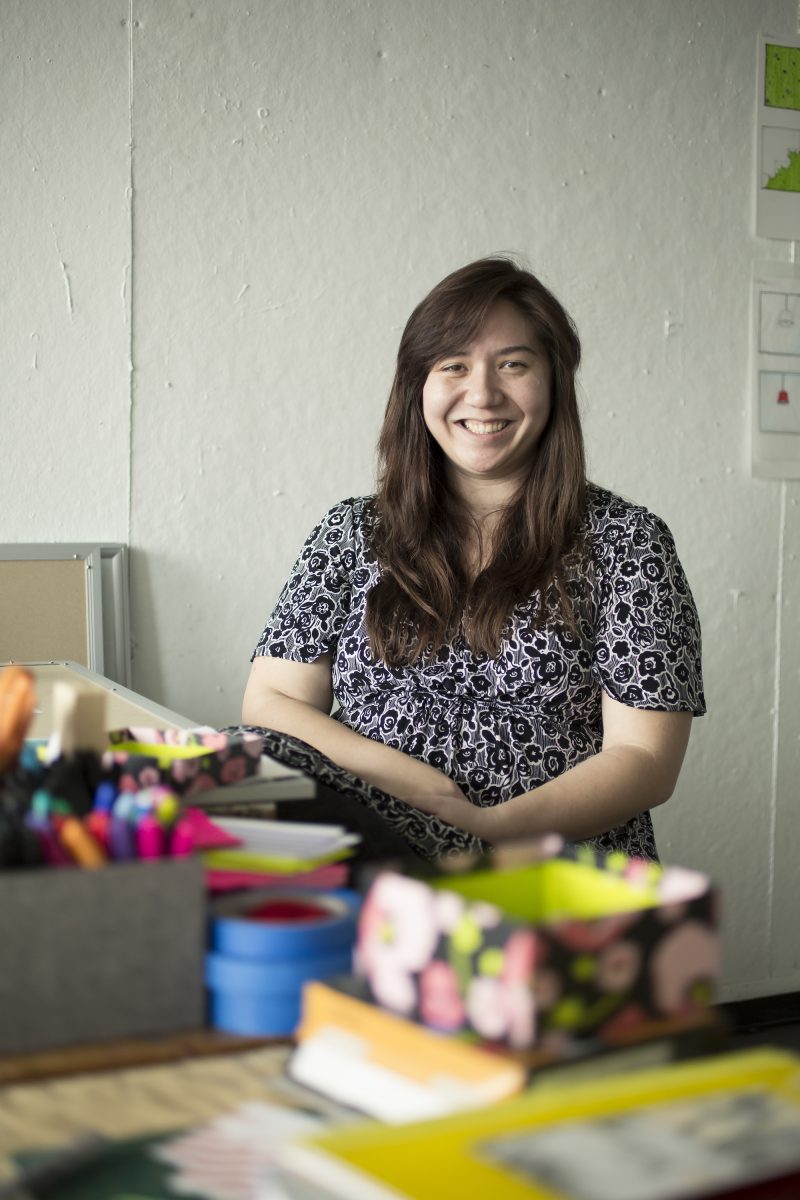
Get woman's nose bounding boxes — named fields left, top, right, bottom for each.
left=466, top=367, right=501, bottom=408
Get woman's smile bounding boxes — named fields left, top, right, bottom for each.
left=458, top=419, right=512, bottom=435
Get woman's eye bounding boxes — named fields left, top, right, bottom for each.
left=441, top=363, right=466, bottom=373
left=501, top=359, right=528, bottom=370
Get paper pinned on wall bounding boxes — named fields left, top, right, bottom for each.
left=751, top=262, right=800, bottom=478
left=757, top=34, right=800, bottom=239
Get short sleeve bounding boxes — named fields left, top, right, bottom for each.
left=593, top=506, right=706, bottom=715
left=251, top=499, right=363, bottom=664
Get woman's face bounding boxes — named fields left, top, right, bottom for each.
left=421, top=300, right=552, bottom=504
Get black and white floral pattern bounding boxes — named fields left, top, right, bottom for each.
left=252, top=485, right=705, bottom=861
left=223, top=725, right=482, bottom=861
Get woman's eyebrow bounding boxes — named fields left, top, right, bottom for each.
left=495, top=343, right=538, bottom=355
left=439, top=343, right=538, bottom=359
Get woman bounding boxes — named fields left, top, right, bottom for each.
left=242, top=257, right=705, bottom=861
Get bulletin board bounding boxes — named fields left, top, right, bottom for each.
left=0, top=558, right=90, bottom=666
left=0, top=544, right=130, bottom=684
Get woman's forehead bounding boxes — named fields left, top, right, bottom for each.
left=429, top=300, right=544, bottom=359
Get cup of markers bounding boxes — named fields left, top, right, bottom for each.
left=26, top=783, right=195, bottom=869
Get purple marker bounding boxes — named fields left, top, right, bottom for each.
left=108, top=794, right=137, bottom=861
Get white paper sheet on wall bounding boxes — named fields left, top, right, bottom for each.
left=757, top=35, right=800, bottom=240
left=752, top=262, right=800, bottom=477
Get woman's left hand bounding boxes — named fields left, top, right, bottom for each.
left=398, top=699, right=694, bottom=845
left=400, top=779, right=491, bottom=839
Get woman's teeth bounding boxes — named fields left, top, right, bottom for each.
left=460, top=420, right=509, bottom=435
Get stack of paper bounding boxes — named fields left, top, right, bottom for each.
left=202, top=817, right=360, bottom=893
left=289, top=978, right=526, bottom=1124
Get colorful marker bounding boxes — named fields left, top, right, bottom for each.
left=134, top=785, right=176, bottom=820
left=31, top=789, right=71, bottom=823
left=108, top=794, right=137, bottom=861
left=57, top=816, right=107, bottom=868
left=154, top=791, right=180, bottom=830
left=84, top=808, right=111, bottom=853
left=169, top=815, right=195, bottom=857
left=93, top=780, right=118, bottom=813
left=136, top=813, right=165, bottom=859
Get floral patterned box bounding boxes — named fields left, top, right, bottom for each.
left=102, top=727, right=264, bottom=797
left=354, top=850, right=719, bottom=1054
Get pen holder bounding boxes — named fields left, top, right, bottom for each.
left=0, top=856, right=205, bottom=1055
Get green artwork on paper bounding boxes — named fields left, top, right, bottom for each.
left=767, top=149, right=800, bottom=192
left=765, top=43, right=800, bottom=111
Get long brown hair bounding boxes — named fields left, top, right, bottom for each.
left=366, top=256, right=586, bottom=666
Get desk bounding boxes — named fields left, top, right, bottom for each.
left=0, top=1042, right=298, bottom=1190
left=18, top=661, right=316, bottom=803
left=21, top=661, right=197, bottom=740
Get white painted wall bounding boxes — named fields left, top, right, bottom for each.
left=1, top=0, right=797, bottom=1002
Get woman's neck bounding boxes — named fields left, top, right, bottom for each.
left=445, top=468, right=522, bottom=578
left=447, top=464, right=522, bottom=519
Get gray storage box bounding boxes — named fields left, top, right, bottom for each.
left=0, top=857, right=206, bottom=1055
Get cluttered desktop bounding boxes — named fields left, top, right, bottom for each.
left=1, top=662, right=800, bottom=1200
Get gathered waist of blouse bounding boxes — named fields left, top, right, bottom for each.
left=339, top=682, right=538, bottom=712
left=333, top=680, right=599, bottom=733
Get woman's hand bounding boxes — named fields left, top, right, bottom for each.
left=244, top=656, right=483, bottom=811
left=400, top=696, right=694, bottom=845
left=396, top=774, right=492, bottom=838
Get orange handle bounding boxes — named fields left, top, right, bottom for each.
left=0, top=665, right=37, bottom=774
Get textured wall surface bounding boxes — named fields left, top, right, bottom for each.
left=1, top=0, right=797, bottom=1001
left=0, top=0, right=131, bottom=539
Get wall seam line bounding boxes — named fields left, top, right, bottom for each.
left=126, top=0, right=135, bottom=551
left=767, top=479, right=787, bottom=968
left=126, top=0, right=136, bottom=682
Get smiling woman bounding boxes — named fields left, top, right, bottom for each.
left=241, top=257, right=705, bottom=862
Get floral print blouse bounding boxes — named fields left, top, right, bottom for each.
left=252, top=484, right=705, bottom=861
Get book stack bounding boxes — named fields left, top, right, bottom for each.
left=197, top=815, right=363, bottom=1037
left=289, top=976, right=528, bottom=1123
left=200, top=816, right=360, bottom=893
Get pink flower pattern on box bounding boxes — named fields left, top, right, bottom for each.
left=103, top=730, right=262, bottom=796
left=419, top=961, right=466, bottom=1031
left=356, top=854, right=719, bottom=1052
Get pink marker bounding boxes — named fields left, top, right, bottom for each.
left=169, top=815, right=194, bottom=857
left=136, top=813, right=165, bottom=859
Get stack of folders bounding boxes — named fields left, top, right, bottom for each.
left=286, top=975, right=725, bottom=1127
left=271, top=1046, right=800, bottom=1200
left=200, top=815, right=360, bottom=893
left=289, top=975, right=528, bottom=1124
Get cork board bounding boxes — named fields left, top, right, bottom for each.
left=0, top=558, right=90, bottom=666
